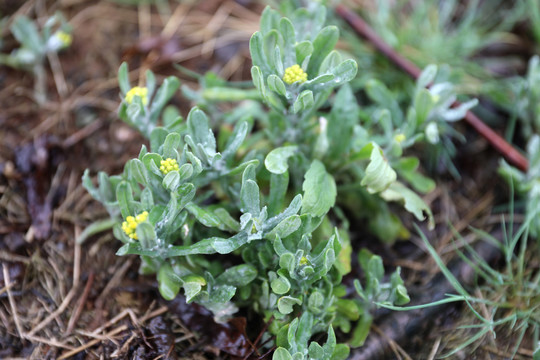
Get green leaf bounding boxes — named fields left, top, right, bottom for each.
left=263, top=30, right=279, bottom=72
left=214, top=208, right=241, bottom=232
left=361, top=145, right=397, bottom=194
left=118, top=62, right=130, bottom=94
left=265, top=146, right=298, bottom=174
left=11, top=16, right=43, bottom=55
left=222, top=122, right=248, bottom=160
left=178, top=163, right=193, bottom=183
left=394, top=157, right=435, bottom=194
left=309, top=342, right=324, bottom=359
left=162, top=132, right=181, bottom=159
left=136, top=222, right=157, bottom=250
left=367, top=255, right=384, bottom=281
left=279, top=253, right=295, bottom=273
left=268, top=74, right=287, bottom=96
left=186, top=107, right=210, bottom=145
left=442, top=99, right=478, bottom=122
left=140, top=188, right=154, bottom=209
left=308, top=26, right=339, bottom=76
left=295, top=312, right=314, bottom=353
left=251, top=65, right=267, bottom=99
left=150, top=76, right=180, bottom=119
left=116, top=181, right=134, bottom=219
left=268, top=172, right=289, bottom=216
left=158, top=263, right=181, bottom=300
left=162, top=171, right=180, bottom=192
left=332, top=344, right=350, bottom=360
left=150, top=128, right=169, bottom=154
left=416, top=64, right=437, bottom=91
left=260, top=6, right=280, bottom=34
left=301, top=160, right=336, bottom=217
left=331, top=59, right=357, bottom=85
left=302, top=74, right=335, bottom=88
left=414, top=88, right=435, bottom=125
left=328, top=84, right=359, bottom=158
left=350, top=313, right=372, bottom=347
left=145, top=69, right=156, bottom=98
left=82, top=169, right=100, bottom=201
left=250, top=32, right=271, bottom=75
left=127, top=159, right=148, bottom=185
left=279, top=17, right=296, bottom=67
left=142, top=153, right=162, bottom=176
left=319, top=51, right=341, bottom=74
left=185, top=150, right=202, bottom=175
left=183, top=281, right=203, bottom=303
left=185, top=203, right=221, bottom=228
left=380, top=182, right=434, bottom=229
left=307, top=291, right=324, bottom=311
left=365, top=79, right=402, bottom=124
left=216, top=264, right=257, bottom=287
left=293, top=90, right=314, bottom=114
left=273, top=348, right=293, bottom=360
left=271, top=275, right=291, bottom=295
left=209, top=232, right=250, bottom=254
left=295, top=41, right=313, bottom=66
left=277, top=296, right=302, bottom=314
left=265, top=215, right=301, bottom=239
left=227, top=159, right=260, bottom=176
left=241, top=180, right=260, bottom=217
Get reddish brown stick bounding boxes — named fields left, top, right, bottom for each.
left=335, top=4, right=529, bottom=172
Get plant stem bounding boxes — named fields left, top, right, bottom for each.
left=335, top=4, right=529, bottom=172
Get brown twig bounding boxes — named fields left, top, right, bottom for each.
left=65, top=271, right=94, bottom=336
left=335, top=4, right=529, bottom=172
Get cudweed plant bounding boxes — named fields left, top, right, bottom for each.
left=81, top=2, right=431, bottom=359
left=248, top=4, right=438, bottom=245
left=0, top=13, right=72, bottom=104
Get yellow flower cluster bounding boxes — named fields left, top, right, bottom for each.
left=160, top=158, right=179, bottom=175
left=55, top=31, right=72, bottom=48
left=125, top=86, right=148, bottom=106
left=394, top=133, right=406, bottom=143
left=121, top=211, right=149, bottom=240
left=299, top=256, right=309, bottom=265
left=283, top=64, right=307, bottom=85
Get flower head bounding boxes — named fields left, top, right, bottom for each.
left=283, top=64, right=307, bottom=85
left=121, top=211, right=149, bottom=240
left=160, top=158, right=179, bottom=175
left=299, top=256, right=309, bottom=266
left=125, top=86, right=149, bottom=106
left=55, top=31, right=72, bottom=48
left=394, top=133, right=406, bottom=143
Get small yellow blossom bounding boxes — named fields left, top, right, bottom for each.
left=299, top=256, right=309, bottom=266
left=160, top=158, right=179, bottom=175
left=125, top=86, right=148, bottom=106
left=55, top=31, right=72, bottom=48
left=394, top=133, right=406, bottom=143
left=121, top=211, right=149, bottom=240
left=283, top=64, right=307, bottom=85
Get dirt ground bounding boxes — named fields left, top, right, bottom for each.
left=0, top=1, right=537, bottom=359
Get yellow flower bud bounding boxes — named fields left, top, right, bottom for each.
left=394, top=134, right=406, bottom=143
left=121, top=210, right=149, bottom=239
left=125, top=86, right=149, bottom=106
left=283, top=64, right=308, bottom=85
left=160, top=158, right=179, bottom=175
left=55, top=31, right=72, bottom=48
